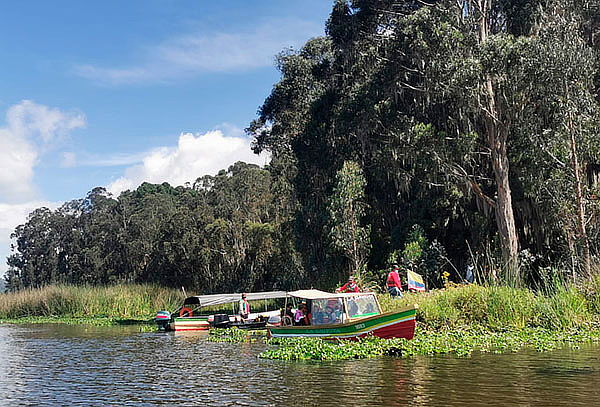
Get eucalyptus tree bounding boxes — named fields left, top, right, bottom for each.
left=327, top=161, right=372, bottom=275
left=250, top=0, right=600, bottom=283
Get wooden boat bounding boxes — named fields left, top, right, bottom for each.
left=268, top=289, right=416, bottom=340
left=155, top=291, right=287, bottom=332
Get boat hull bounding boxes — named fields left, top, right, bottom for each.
left=268, top=307, right=416, bottom=340
left=172, top=316, right=210, bottom=331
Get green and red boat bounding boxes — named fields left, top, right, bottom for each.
left=268, top=290, right=416, bottom=340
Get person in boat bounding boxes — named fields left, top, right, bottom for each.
left=386, top=264, right=403, bottom=298
left=294, top=303, right=311, bottom=326
left=282, top=303, right=294, bottom=325
left=332, top=303, right=343, bottom=323
left=336, top=276, right=360, bottom=293
left=324, top=305, right=335, bottom=324
left=239, top=293, right=250, bottom=320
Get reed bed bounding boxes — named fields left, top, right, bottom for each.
left=0, top=284, right=183, bottom=319
left=378, top=277, right=600, bottom=331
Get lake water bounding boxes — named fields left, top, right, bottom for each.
left=1, top=323, right=599, bottom=406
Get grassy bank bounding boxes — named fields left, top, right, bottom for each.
left=0, top=284, right=183, bottom=322
left=378, top=279, right=600, bottom=331
left=7, top=279, right=598, bottom=329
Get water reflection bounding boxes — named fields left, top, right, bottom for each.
left=0, top=324, right=598, bottom=406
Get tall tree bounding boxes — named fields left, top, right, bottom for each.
left=327, top=161, right=372, bottom=275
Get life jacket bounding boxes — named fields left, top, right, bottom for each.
left=387, top=270, right=400, bottom=287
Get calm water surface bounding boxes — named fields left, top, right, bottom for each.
left=0, top=324, right=599, bottom=406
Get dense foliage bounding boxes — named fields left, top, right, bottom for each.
left=5, top=0, right=600, bottom=291
left=248, top=0, right=600, bottom=284
left=5, top=163, right=303, bottom=292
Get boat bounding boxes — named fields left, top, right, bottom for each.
left=268, top=289, right=416, bottom=340
left=155, top=291, right=287, bottom=332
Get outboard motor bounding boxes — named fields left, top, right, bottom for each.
left=211, top=313, right=230, bottom=328
left=155, top=310, right=172, bottom=331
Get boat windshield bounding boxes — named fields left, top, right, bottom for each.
left=311, top=298, right=344, bottom=325
left=346, top=294, right=379, bottom=319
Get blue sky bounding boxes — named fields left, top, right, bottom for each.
left=0, top=1, right=333, bottom=275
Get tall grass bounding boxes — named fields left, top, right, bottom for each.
left=379, top=276, right=600, bottom=331
left=0, top=284, right=183, bottom=319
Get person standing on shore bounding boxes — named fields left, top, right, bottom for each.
left=239, top=293, right=250, bottom=320
left=386, top=265, right=403, bottom=298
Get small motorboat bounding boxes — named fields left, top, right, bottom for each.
left=268, top=289, right=416, bottom=340
left=155, top=291, right=287, bottom=332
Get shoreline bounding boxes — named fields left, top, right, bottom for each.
left=2, top=281, right=600, bottom=361
left=0, top=316, right=153, bottom=326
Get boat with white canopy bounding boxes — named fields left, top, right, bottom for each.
left=155, top=291, right=287, bottom=332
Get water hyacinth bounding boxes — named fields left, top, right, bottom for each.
left=202, top=325, right=600, bottom=361
left=259, top=326, right=600, bottom=361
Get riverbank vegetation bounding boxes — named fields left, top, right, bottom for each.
left=260, top=326, right=600, bottom=361
left=379, top=279, right=600, bottom=331
left=0, top=284, right=181, bottom=320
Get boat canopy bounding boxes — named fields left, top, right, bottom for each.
left=287, top=289, right=375, bottom=300
left=184, top=291, right=287, bottom=306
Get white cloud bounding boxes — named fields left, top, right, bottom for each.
left=6, top=101, right=85, bottom=144
left=75, top=19, right=323, bottom=85
left=107, top=130, right=268, bottom=195
left=0, top=100, right=85, bottom=203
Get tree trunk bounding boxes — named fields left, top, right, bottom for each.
left=569, top=122, right=592, bottom=279
left=478, top=0, right=520, bottom=279
left=488, top=117, right=519, bottom=278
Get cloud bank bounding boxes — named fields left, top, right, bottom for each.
left=75, top=19, right=322, bottom=85
left=0, top=100, right=85, bottom=203
left=107, top=129, right=267, bottom=195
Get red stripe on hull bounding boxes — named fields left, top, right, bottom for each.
left=175, top=326, right=209, bottom=331
left=370, top=320, right=415, bottom=339
left=174, top=321, right=210, bottom=331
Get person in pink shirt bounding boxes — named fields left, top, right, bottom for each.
left=387, top=265, right=403, bottom=298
